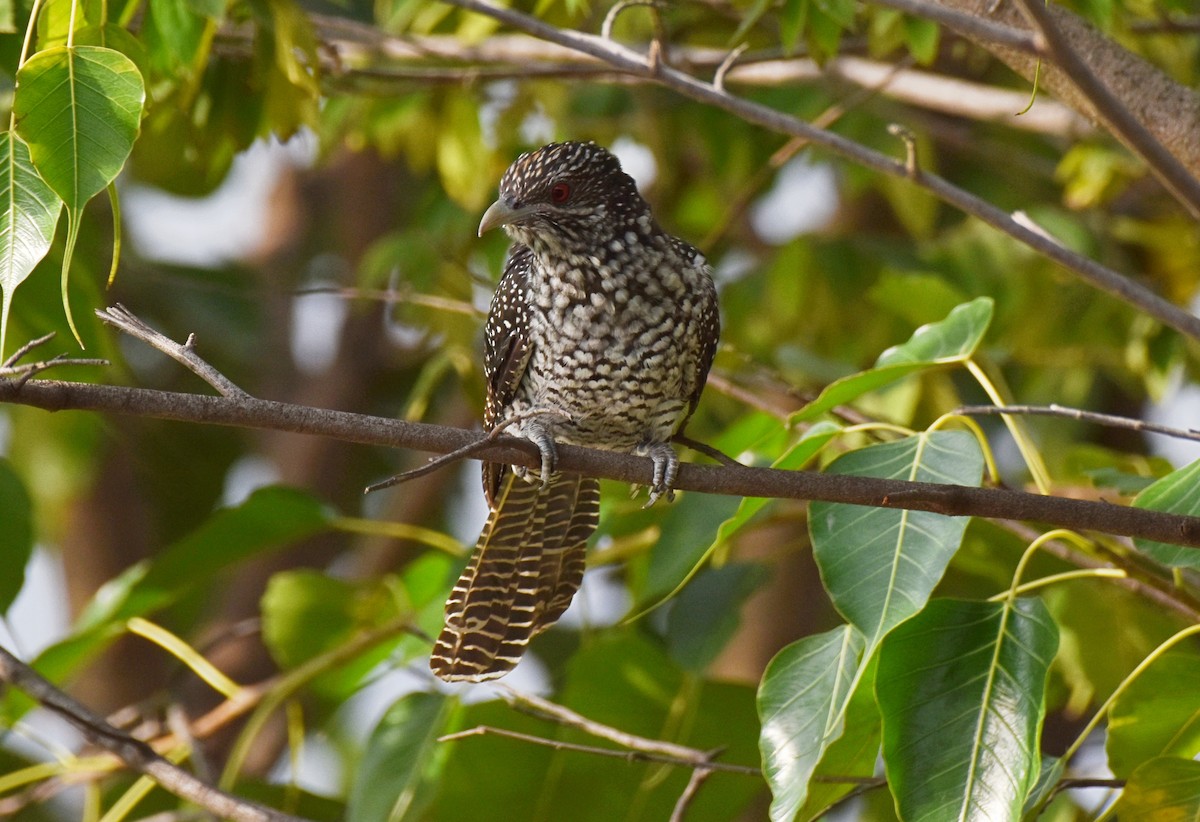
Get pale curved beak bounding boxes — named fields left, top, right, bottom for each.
left=478, top=198, right=533, bottom=237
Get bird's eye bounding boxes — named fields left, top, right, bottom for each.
left=550, top=182, right=571, bottom=203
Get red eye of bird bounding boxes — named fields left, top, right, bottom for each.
left=550, top=182, right=571, bottom=203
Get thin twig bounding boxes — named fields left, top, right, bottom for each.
left=0, top=644, right=307, bottom=822
left=437, top=0, right=1200, bottom=343
left=670, top=763, right=718, bottom=822
left=673, top=433, right=740, bottom=466
left=437, top=725, right=761, bottom=775
left=499, top=686, right=731, bottom=763
left=1013, top=0, right=1200, bottom=220
left=1, top=332, right=56, bottom=367
left=959, top=403, right=1200, bottom=444
left=96, top=304, right=251, bottom=399
left=0, top=354, right=110, bottom=386
left=602, top=0, right=663, bottom=41
left=6, top=378, right=1200, bottom=548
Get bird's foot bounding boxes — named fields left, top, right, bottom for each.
left=635, top=441, right=678, bottom=508
left=509, top=417, right=560, bottom=489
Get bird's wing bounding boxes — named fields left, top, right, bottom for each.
left=482, top=244, right=535, bottom=506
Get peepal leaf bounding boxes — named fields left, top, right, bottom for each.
left=1132, top=457, right=1200, bottom=570
left=877, top=598, right=1058, bottom=822
left=0, top=133, right=61, bottom=358
left=349, top=692, right=452, bottom=822
left=758, top=625, right=866, bottom=822
left=14, top=45, right=144, bottom=343
left=1112, top=757, right=1200, bottom=821
left=810, top=430, right=984, bottom=649
left=792, top=297, right=992, bottom=423
left=14, top=46, right=144, bottom=207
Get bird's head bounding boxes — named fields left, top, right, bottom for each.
left=478, top=142, right=650, bottom=251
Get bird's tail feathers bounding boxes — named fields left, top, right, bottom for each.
left=430, top=471, right=598, bottom=682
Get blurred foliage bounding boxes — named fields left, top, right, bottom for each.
left=1, top=0, right=1200, bottom=819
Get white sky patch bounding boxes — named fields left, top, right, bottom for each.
left=611, top=136, right=658, bottom=190
left=750, top=156, right=839, bottom=245
left=221, top=455, right=282, bottom=507
left=291, top=282, right=349, bottom=376
left=123, top=133, right=317, bottom=268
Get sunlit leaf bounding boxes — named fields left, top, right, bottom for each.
left=1107, top=649, right=1200, bottom=777
left=0, top=133, right=61, bottom=358
left=14, top=45, right=144, bottom=342
left=758, top=625, right=866, bottom=822
left=792, top=297, right=993, bottom=422
left=876, top=598, right=1058, bottom=822
left=810, top=430, right=985, bottom=648
left=1112, top=757, right=1200, bottom=821
left=14, top=46, right=144, bottom=208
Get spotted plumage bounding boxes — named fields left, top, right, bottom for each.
left=430, top=142, right=720, bottom=683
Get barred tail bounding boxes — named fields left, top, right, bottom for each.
left=430, top=472, right=599, bottom=682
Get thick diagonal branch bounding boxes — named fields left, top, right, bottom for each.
left=0, top=645, right=306, bottom=822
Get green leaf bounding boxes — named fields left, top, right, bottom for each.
left=779, top=0, right=809, bottom=54
left=1112, top=757, right=1200, bottom=821
left=902, top=16, right=939, bottom=64
left=666, top=563, right=769, bottom=671
left=348, top=692, right=452, bottom=822
left=876, top=598, right=1058, bottom=822
left=758, top=625, right=866, bottom=822
left=711, top=421, right=841, bottom=549
left=9, top=487, right=331, bottom=711
left=13, top=45, right=144, bottom=343
left=874, top=296, right=994, bottom=367
left=794, top=653, right=882, bottom=822
left=0, top=132, right=62, bottom=358
left=1132, top=457, right=1200, bottom=570
left=810, top=430, right=984, bottom=648
left=0, top=458, right=34, bottom=614
left=263, top=570, right=384, bottom=669
left=792, top=297, right=993, bottom=422
left=14, top=46, right=144, bottom=208
left=639, top=491, right=743, bottom=605
left=1107, top=649, right=1200, bottom=777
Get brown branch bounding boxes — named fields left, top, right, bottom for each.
left=0, top=645, right=308, bottom=822
left=1013, top=0, right=1200, bottom=220
left=6, top=378, right=1200, bottom=549
left=436, top=0, right=1200, bottom=343
left=670, top=764, right=717, bottom=822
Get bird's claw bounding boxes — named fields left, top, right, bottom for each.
left=512, top=419, right=559, bottom=488
left=637, top=441, right=679, bottom=509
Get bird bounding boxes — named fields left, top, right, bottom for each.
left=429, top=141, right=720, bottom=683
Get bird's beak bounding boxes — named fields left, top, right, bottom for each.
left=478, top=198, right=534, bottom=237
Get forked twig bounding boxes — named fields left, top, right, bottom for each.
left=96, top=304, right=250, bottom=399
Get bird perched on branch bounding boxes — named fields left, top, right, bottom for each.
left=430, top=141, right=720, bottom=682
